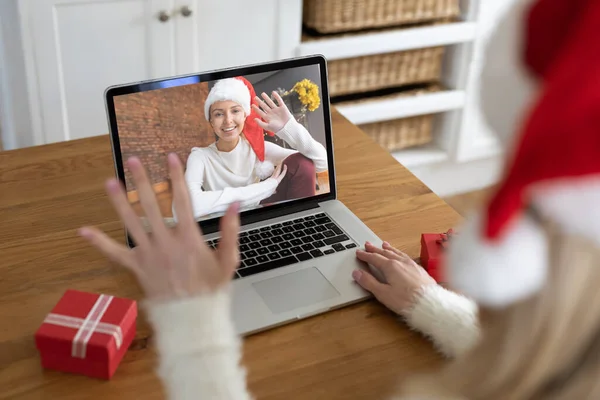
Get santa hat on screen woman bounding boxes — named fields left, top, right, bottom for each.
left=204, top=76, right=276, bottom=180
left=445, top=0, right=600, bottom=307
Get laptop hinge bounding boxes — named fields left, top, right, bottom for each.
left=199, top=201, right=321, bottom=235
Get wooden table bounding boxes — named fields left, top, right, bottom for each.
left=0, top=111, right=461, bottom=399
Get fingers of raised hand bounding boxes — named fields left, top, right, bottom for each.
left=261, top=92, right=277, bottom=109
left=255, top=96, right=270, bottom=113
left=127, top=157, right=169, bottom=239
left=168, top=153, right=197, bottom=235
left=272, top=91, right=285, bottom=107
left=78, top=226, right=138, bottom=274
left=216, top=202, right=241, bottom=275
left=252, top=104, right=267, bottom=119
left=104, top=178, right=150, bottom=248
left=254, top=118, right=269, bottom=131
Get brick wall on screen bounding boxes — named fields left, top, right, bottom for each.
left=114, top=82, right=214, bottom=190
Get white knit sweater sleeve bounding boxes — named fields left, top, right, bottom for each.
left=404, top=285, right=480, bottom=358
left=273, top=118, right=328, bottom=172
left=144, top=284, right=479, bottom=399
left=263, top=141, right=298, bottom=166
left=184, top=152, right=278, bottom=219
left=144, top=289, right=253, bottom=400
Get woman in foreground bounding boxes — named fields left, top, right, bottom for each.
left=79, top=0, right=600, bottom=398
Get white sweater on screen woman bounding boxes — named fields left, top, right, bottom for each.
left=183, top=118, right=328, bottom=219
left=144, top=283, right=480, bottom=400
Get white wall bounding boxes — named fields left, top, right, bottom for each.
left=0, top=11, right=9, bottom=149
left=0, top=1, right=33, bottom=150
left=410, top=0, right=515, bottom=197
left=412, top=155, right=502, bottom=197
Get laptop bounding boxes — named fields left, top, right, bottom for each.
left=104, top=55, right=382, bottom=335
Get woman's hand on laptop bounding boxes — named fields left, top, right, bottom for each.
left=353, top=242, right=436, bottom=316
left=77, top=153, right=241, bottom=301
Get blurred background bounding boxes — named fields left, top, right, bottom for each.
left=0, top=0, right=509, bottom=206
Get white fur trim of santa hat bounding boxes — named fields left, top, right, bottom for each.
left=254, top=159, right=275, bottom=181
left=446, top=209, right=549, bottom=308
left=531, top=177, right=600, bottom=247
left=446, top=178, right=600, bottom=308
left=204, top=78, right=251, bottom=121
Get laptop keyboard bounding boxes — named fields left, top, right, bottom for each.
left=205, top=213, right=357, bottom=279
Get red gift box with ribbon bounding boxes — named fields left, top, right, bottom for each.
left=420, top=229, right=456, bottom=283
left=34, top=289, right=137, bottom=380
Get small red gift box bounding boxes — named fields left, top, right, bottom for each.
left=420, top=229, right=456, bottom=283
left=35, top=289, right=137, bottom=380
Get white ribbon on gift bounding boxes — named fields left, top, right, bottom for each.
left=43, top=294, right=123, bottom=359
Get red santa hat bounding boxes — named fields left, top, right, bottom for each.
left=446, top=0, right=600, bottom=307
left=204, top=76, right=276, bottom=179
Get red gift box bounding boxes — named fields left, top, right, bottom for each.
left=34, top=289, right=137, bottom=380
left=420, top=229, right=456, bottom=283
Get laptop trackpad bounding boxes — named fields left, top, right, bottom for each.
left=252, top=267, right=340, bottom=314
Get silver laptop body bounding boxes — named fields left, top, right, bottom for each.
left=224, top=199, right=380, bottom=336
left=105, top=55, right=381, bottom=336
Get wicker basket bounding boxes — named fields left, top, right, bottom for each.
left=303, top=0, right=460, bottom=34
left=338, top=85, right=440, bottom=150
left=359, top=115, right=433, bottom=151
left=328, top=47, right=444, bottom=97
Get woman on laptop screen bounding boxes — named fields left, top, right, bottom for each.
left=182, top=76, right=328, bottom=220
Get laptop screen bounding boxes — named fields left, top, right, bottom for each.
left=109, top=60, right=333, bottom=225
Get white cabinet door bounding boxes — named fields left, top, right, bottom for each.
left=174, top=0, right=301, bottom=75
left=19, top=0, right=177, bottom=144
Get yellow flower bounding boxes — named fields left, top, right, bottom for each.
left=291, top=79, right=320, bottom=112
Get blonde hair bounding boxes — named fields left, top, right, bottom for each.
left=402, top=216, right=600, bottom=399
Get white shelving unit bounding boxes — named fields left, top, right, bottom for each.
left=392, top=144, right=449, bottom=168
left=293, top=0, right=505, bottom=196
left=335, top=90, right=466, bottom=125
left=297, top=22, right=478, bottom=60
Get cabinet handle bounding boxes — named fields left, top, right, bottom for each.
left=180, top=5, right=192, bottom=17
left=158, top=11, right=170, bottom=22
